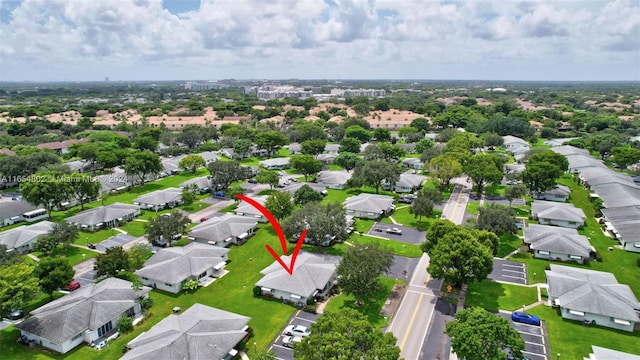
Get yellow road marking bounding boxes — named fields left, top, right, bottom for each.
left=399, top=293, right=425, bottom=349
left=447, top=187, right=465, bottom=223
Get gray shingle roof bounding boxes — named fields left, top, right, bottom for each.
left=179, top=176, right=210, bottom=190
left=601, top=206, right=640, bottom=244
left=0, top=200, right=38, bottom=219
left=503, top=135, right=529, bottom=146
left=324, top=144, right=340, bottom=152
left=16, top=278, right=150, bottom=344
left=591, top=182, right=640, bottom=209
left=259, top=157, right=290, bottom=167
left=541, top=185, right=571, bottom=197
left=317, top=153, right=338, bottom=162
left=197, top=151, right=219, bottom=163
left=134, top=188, right=182, bottom=206
left=280, top=182, right=326, bottom=195
left=235, top=195, right=267, bottom=217
left=566, top=154, right=607, bottom=171
left=189, top=214, right=257, bottom=243
left=551, top=145, right=590, bottom=157
left=256, top=251, right=340, bottom=299
left=65, top=203, right=139, bottom=227
left=524, top=224, right=592, bottom=258
left=579, top=167, right=636, bottom=187
left=0, top=221, right=55, bottom=250
left=344, top=193, right=394, bottom=213
left=546, top=265, right=640, bottom=321
left=289, top=143, right=301, bottom=152
left=122, top=303, right=250, bottom=360
left=318, top=170, right=352, bottom=185
left=161, top=155, right=187, bottom=173
left=532, top=200, right=586, bottom=223
left=588, top=346, right=640, bottom=360
left=394, top=173, right=427, bottom=188
left=135, top=243, right=229, bottom=284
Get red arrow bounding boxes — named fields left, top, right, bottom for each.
left=236, top=194, right=307, bottom=275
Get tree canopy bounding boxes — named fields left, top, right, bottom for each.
left=337, top=242, right=394, bottom=303
left=265, top=191, right=294, bottom=220
left=348, top=160, right=401, bottom=194
left=282, top=201, right=347, bottom=248
left=291, top=155, right=323, bottom=181
left=35, top=256, right=74, bottom=299
left=207, top=160, right=250, bottom=190
left=464, top=154, right=504, bottom=196
left=95, top=246, right=131, bottom=278
left=179, top=154, right=205, bottom=173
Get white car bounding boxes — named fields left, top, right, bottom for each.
left=386, top=227, right=403, bottom=235
left=282, top=335, right=303, bottom=348
left=284, top=324, right=310, bottom=337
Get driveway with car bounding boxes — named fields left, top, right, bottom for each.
left=489, top=259, right=528, bottom=285
left=270, top=310, right=319, bottom=360
left=498, top=311, right=550, bottom=360
left=368, top=222, right=426, bottom=245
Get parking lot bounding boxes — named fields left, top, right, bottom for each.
left=498, top=311, right=550, bottom=360
left=368, top=222, right=426, bottom=245
left=75, top=268, right=97, bottom=287
left=489, top=259, right=528, bottom=285
left=270, top=310, right=319, bottom=360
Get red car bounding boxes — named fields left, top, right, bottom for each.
left=200, top=217, right=208, bottom=223
left=64, top=280, right=81, bottom=291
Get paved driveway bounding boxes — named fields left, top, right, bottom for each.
left=386, top=255, right=420, bottom=281
left=270, top=310, right=319, bottom=360
left=489, top=259, right=528, bottom=285
left=498, top=312, right=550, bottom=360
left=368, top=223, right=426, bottom=245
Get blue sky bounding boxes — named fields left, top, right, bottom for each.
left=0, top=0, right=638, bottom=82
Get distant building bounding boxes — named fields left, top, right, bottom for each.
left=184, top=81, right=227, bottom=90
left=255, top=86, right=313, bottom=100
left=330, top=88, right=386, bottom=97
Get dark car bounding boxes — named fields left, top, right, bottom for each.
left=247, top=179, right=258, bottom=184
left=398, top=196, right=413, bottom=204
left=7, top=310, right=25, bottom=320
left=511, top=311, right=541, bottom=326
left=87, top=242, right=96, bottom=249
left=64, top=280, right=81, bottom=291
left=200, top=217, right=208, bottom=223
left=214, top=191, right=225, bottom=198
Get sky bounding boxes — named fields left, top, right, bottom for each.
left=0, top=0, right=639, bottom=82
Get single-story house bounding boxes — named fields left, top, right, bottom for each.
left=565, top=154, right=607, bottom=173
left=235, top=195, right=268, bottom=222
left=523, top=224, right=594, bottom=264
left=122, top=303, right=251, bottom=360
left=402, top=158, right=424, bottom=170
left=0, top=200, right=48, bottom=227
left=534, top=185, right=571, bottom=202
left=65, top=203, right=140, bottom=231
left=546, top=264, right=640, bottom=332
left=317, top=170, right=352, bottom=189
left=0, top=221, right=55, bottom=253
left=397, top=143, right=416, bottom=154
left=251, top=146, right=268, bottom=158
left=601, top=205, right=640, bottom=253
left=578, top=167, right=636, bottom=189
left=551, top=145, right=590, bottom=157
left=591, top=183, right=640, bottom=209
left=344, top=193, right=395, bottom=219
left=36, top=138, right=87, bottom=155
left=161, top=154, right=187, bottom=175
left=324, top=143, right=340, bottom=155
left=133, top=188, right=183, bottom=211
left=317, top=153, right=337, bottom=165
left=503, top=135, right=530, bottom=152
left=383, top=173, right=426, bottom=193
left=135, top=242, right=229, bottom=294
left=543, top=138, right=577, bottom=147
left=16, top=278, right=151, bottom=354
left=259, top=157, right=291, bottom=170
left=198, top=151, right=220, bottom=164
left=505, top=163, right=525, bottom=174
left=288, top=143, right=302, bottom=155
left=220, top=148, right=236, bottom=159
left=65, top=160, right=94, bottom=173
left=585, top=345, right=640, bottom=360
left=179, top=176, right=211, bottom=193
left=242, top=165, right=260, bottom=176
left=256, top=251, right=341, bottom=304
left=280, top=182, right=327, bottom=196
left=189, top=214, right=258, bottom=247
left=531, top=200, right=586, bottom=228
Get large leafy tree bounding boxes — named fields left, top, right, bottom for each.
left=146, top=211, right=191, bottom=246
left=207, top=160, right=250, bottom=190
left=76, top=142, right=100, bottom=172
left=429, top=154, right=463, bottom=190
left=339, top=137, right=361, bottom=153
left=476, top=203, right=517, bottom=235
left=35, top=257, right=74, bottom=299
left=95, top=246, right=131, bottom=278
left=295, top=308, right=400, bottom=360
left=293, top=184, right=323, bottom=205
left=334, top=152, right=362, bottom=172
left=67, top=173, right=100, bottom=210
left=362, top=143, right=386, bottom=161
left=127, top=243, right=153, bottom=271
left=0, top=263, right=39, bottom=316
left=414, top=138, right=434, bottom=154
left=265, top=191, right=294, bottom=220
left=255, top=130, right=288, bottom=156
left=179, top=154, right=205, bottom=173
left=527, top=151, right=569, bottom=172
left=133, top=136, right=158, bottom=152
left=504, top=184, right=527, bottom=207
left=464, top=154, right=504, bottom=196
left=301, top=139, right=327, bottom=157
left=291, top=155, right=323, bottom=181
left=47, top=222, right=80, bottom=250
left=422, top=220, right=458, bottom=253
left=446, top=307, right=525, bottom=360
left=348, top=160, right=401, bottom=194
left=522, top=162, right=562, bottom=198
left=446, top=132, right=485, bottom=153
left=427, top=229, right=493, bottom=286
left=344, top=125, right=372, bottom=143
left=124, top=150, right=162, bottom=186
left=337, top=242, right=394, bottom=303
left=20, top=171, right=72, bottom=217
left=410, top=188, right=444, bottom=222
left=373, top=127, right=391, bottom=142
left=282, top=202, right=347, bottom=248
left=255, top=169, right=279, bottom=190
left=233, top=138, right=253, bottom=158
left=611, top=147, right=640, bottom=168
left=178, top=128, right=203, bottom=149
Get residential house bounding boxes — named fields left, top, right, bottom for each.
left=256, top=251, right=341, bottom=304
left=36, top=138, right=87, bottom=155
left=402, top=158, right=424, bottom=170
left=259, top=157, right=290, bottom=170
left=565, top=154, right=607, bottom=173
left=534, top=185, right=571, bottom=202
left=317, top=153, right=337, bottom=165
left=383, top=173, right=426, bottom=193
left=241, top=165, right=260, bottom=176
left=551, top=145, right=590, bottom=157
left=543, top=138, right=578, bottom=147
left=133, top=188, right=183, bottom=211
left=397, top=143, right=416, bottom=154
left=288, top=143, right=302, bottom=155
left=220, top=148, right=236, bottom=159
left=584, top=345, right=640, bottom=360
left=65, top=160, right=93, bottom=173
left=502, top=135, right=530, bottom=153
left=189, top=214, right=258, bottom=247
left=531, top=200, right=586, bottom=228
left=424, top=133, right=439, bottom=141
left=344, top=193, right=395, bottom=219
left=317, top=170, right=352, bottom=189
left=579, top=167, right=636, bottom=189
left=324, top=143, right=340, bottom=155
left=135, top=242, right=229, bottom=294
left=235, top=195, right=268, bottom=222
left=546, top=265, right=640, bottom=332
left=16, top=278, right=151, bottom=354
left=602, top=206, right=640, bottom=253
left=251, top=146, right=268, bottom=158
left=95, top=167, right=138, bottom=193
left=179, top=176, right=211, bottom=193
left=505, top=163, right=525, bottom=174
left=161, top=154, right=187, bottom=175
left=591, top=183, right=640, bottom=209
left=0, top=200, right=48, bottom=227
left=0, top=221, right=55, bottom=253
left=280, top=182, right=327, bottom=196
left=65, top=203, right=140, bottom=232
left=197, top=151, right=220, bottom=164
left=523, top=224, right=594, bottom=263
left=122, top=303, right=251, bottom=360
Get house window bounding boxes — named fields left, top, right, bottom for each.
left=568, top=310, right=585, bottom=316
left=569, top=255, right=582, bottom=260
left=142, top=277, right=148, bottom=280
left=97, top=321, right=113, bottom=337
left=538, top=251, right=550, bottom=255
left=165, top=283, right=173, bottom=287
left=71, top=333, right=83, bottom=341
left=613, top=318, right=631, bottom=326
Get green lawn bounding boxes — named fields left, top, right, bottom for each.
left=77, top=229, right=118, bottom=246
left=527, top=305, right=640, bottom=360
left=118, top=221, right=148, bottom=237
left=381, top=206, right=439, bottom=231
left=33, top=246, right=99, bottom=266
left=1, top=224, right=299, bottom=360
left=177, top=200, right=212, bottom=213
left=497, top=233, right=522, bottom=258
left=323, top=277, right=400, bottom=328
left=352, top=219, right=374, bottom=233
left=465, top=280, right=538, bottom=311
left=466, top=201, right=480, bottom=215
left=349, top=235, right=423, bottom=258
left=485, top=184, right=505, bottom=196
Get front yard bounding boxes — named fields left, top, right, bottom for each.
left=32, top=246, right=99, bottom=267
left=350, top=235, right=423, bottom=258
left=465, top=280, right=538, bottom=312
left=380, top=206, right=440, bottom=231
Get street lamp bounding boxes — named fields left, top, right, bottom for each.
left=253, top=342, right=257, bottom=353
left=86, top=237, right=89, bottom=246
left=557, top=353, right=560, bottom=360
left=533, top=272, right=536, bottom=280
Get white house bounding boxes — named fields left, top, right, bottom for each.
left=135, top=242, right=229, bottom=294
left=317, top=153, right=338, bottom=164
left=0, top=200, right=48, bottom=227
left=523, top=224, right=593, bottom=263
left=344, top=193, right=395, bottom=219
left=16, top=278, right=151, bottom=354
left=189, top=214, right=258, bottom=247
left=179, top=176, right=211, bottom=193
left=383, top=173, right=426, bottom=193
left=235, top=195, right=268, bottom=222
left=531, top=200, right=586, bottom=228
left=256, top=251, right=341, bottom=304
left=601, top=206, right=640, bottom=253
left=534, top=185, right=571, bottom=202
left=402, top=158, right=424, bottom=170
left=317, top=170, right=352, bottom=189
left=288, top=143, right=302, bottom=155
left=133, top=188, right=183, bottom=211
left=280, top=182, right=327, bottom=196
left=585, top=346, right=640, bottom=360
left=324, top=144, right=340, bottom=155
left=565, top=154, right=607, bottom=173
left=546, top=265, right=640, bottom=332
left=259, top=157, right=291, bottom=170
left=502, top=135, right=530, bottom=153
left=65, top=203, right=140, bottom=232
left=0, top=221, right=55, bottom=253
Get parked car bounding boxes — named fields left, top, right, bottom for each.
left=505, top=180, right=518, bottom=185
left=284, top=324, right=310, bottom=337
left=214, top=191, right=225, bottom=198
left=288, top=178, right=297, bottom=183
left=282, top=335, right=303, bottom=348
left=511, top=311, right=541, bottom=326
left=386, top=227, right=403, bottom=235
left=64, top=280, right=81, bottom=291
left=277, top=183, right=286, bottom=188
left=7, top=310, right=25, bottom=320
left=247, top=179, right=258, bottom=184
left=200, top=217, right=208, bottom=223
left=87, top=242, right=96, bottom=249
left=398, top=196, right=413, bottom=204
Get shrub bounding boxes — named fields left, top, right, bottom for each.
left=595, top=252, right=603, bottom=262
left=181, top=279, right=199, bottom=293
left=303, top=305, right=317, bottom=314
left=253, top=285, right=262, bottom=297
left=117, top=316, right=133, bottom=333
left=139, top=296, right=153, bottom=310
